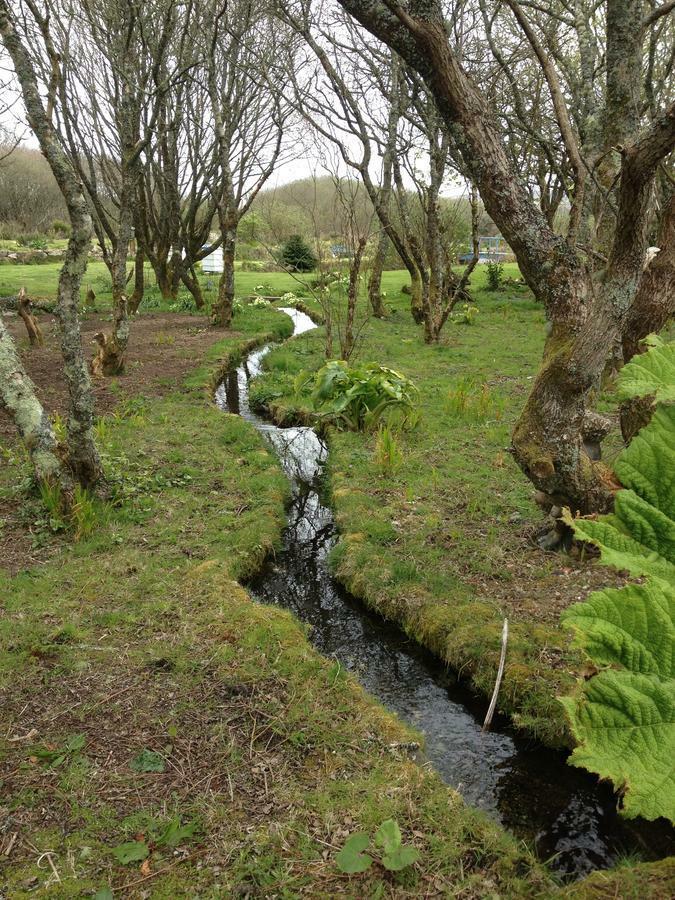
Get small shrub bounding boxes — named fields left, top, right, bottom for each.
left=485, top=259, right=504, bottom=291
left=280, top=234, right=318, bottom=273
left=51, top=219, right=70, bottom=235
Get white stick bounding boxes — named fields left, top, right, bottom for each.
left=483, top=618, right=509, bottom=731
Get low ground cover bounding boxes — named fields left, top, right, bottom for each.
left=0, top=289, right=556, bottom=897
left=249, top=266, right=632, bottom=747
left=1, top=266, right=672, bottom=896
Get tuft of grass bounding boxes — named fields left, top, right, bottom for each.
left=373, top=425, right=404, bottom=476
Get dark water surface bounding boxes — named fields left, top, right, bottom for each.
left=215, top=308, right=673, bottom=879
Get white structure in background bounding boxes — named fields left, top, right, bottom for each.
left=202, top=245, right=223, bottom=273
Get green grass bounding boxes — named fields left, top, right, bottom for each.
left=248, top=264, right=603, bottom=747
left=0, top=297, right=560, bottom=897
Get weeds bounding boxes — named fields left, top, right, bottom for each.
left=486, top=259, right=504, bottom=291
left=373, top=425, right=404, bottom=476
left=445, top=377, right=502, bottom=422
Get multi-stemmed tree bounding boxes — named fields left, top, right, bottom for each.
left=334, top=0, right=675, bottom=514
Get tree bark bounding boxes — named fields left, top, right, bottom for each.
left=368, top=228, right=389, bottom=318
left=214, top=225, right=237, bottom=328
left=129, top=244, right=145, bottom=314
left=17, top=288, right=43, bottom=347
left=0, top=314, right=68, bottom=488
left=620, top=192, right=675, bottom=440
left=0, top=1, right=101, bottom=487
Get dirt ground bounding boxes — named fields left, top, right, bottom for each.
left=0, top=311, right=226, bottom=574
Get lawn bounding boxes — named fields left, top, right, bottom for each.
left=1, top=262, right=672, bottom=896
left=247, top=264, right=632, bottom=747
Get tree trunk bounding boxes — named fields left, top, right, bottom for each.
left=17, top=288, right=43, bottom=346
left=0, top=314, right=69, bottom=488
left=129, top=244, right=145, bottom=314
left=180, top=265, right=205, bottom=310
left=214, top=226, right=236, bottom=328
left=342, top=237, right=367, bottom=360
left=0, top=1, right=101, bottom=487
left=368, top=228, right=388, bottom=317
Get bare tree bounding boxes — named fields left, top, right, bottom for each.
left=0, top=0, right=101, bottom=489
left=54, top=0, right=189, bottom=374
left=200, top=0, right=292, bottom=327
left=334, top=0, right=675, bottom=515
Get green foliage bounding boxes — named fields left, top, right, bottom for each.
left=298, top=359, right=419, bottom=431
left=280, top=234, right=318, bottom=273
left=562, top=336, right=675, bottom=823
left=617, top=335, right=675, bottom=404
left=450, top=303, right=479, bottom=325
left=51, top=219, right=70, bottom=236
left=32, top=732, right=86, bottom=768
left=563, top=403, right=675, bottom=581
left=130, top=748, right=166, bottom=773
left=373, top=425, right=404, bottom=476
left=335, top=820, right=420, bottom=874
left=445, top=377, right=502, bottom=422
left=112, top=841, right=150, bottom=865
left=485, top=259, right=504, bottom=291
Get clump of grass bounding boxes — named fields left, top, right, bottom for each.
left=445, top=377, right=502, bottom=422
left=71, top=485, right=104, bottom=540
left=373, top=425, right=403, bottom=476
left=39, top=480, right=66, bottom=532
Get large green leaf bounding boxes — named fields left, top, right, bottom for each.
left=564, top=401, right=675, bottom=580
left=615, top=405, right=675, bottom=514
left=565, top=515, right=675, bottom=582
left=562, top=579, right=674, bottom=679
left=561, top=669, right=675, bottom=821
left=617, top=335, right=675, bottom=403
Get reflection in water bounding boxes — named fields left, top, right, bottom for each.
left=216, top=307, right=674, bottom=879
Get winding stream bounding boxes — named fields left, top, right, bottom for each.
left=215, top=308, right=673, bottom=879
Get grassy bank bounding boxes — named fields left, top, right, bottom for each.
left=0, top=301, right=563, bottom=897
left=247, top=266, right=631, bottom=748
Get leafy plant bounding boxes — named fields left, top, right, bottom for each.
left=485, top=259, right=504, bottom=291
left=335, top=819, right=420, bottom=874
left=32, top=733, right=86, bottom=768
left=450, top=303, right=479, bottom=325
left=130, top=748, right=166, bottom=773
left=298, top=360, right=419, bottom=431
left=111, top=817, right=199, bottom=866
left=561, top=336, right=674, bottom=823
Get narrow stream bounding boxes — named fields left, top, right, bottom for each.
left=215, top=308, right=673, bottom=880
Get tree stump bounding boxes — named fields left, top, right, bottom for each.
left=17, top=288, right=44, bottom=347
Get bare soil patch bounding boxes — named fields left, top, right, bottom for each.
left=0, top=311, right=225, bottom=574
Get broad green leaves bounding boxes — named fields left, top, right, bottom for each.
left=617, top=335, right=675, bottom=404
left=130, top=748, right=166, bottom=773
left=563, top=580, right=674, bottom=678
left=563, top=403, right=675, bottom=582
left=561, top=337, right=675, bottom=823
left=562, top=579, right=675, bottom=822
left=335, top=819, right=420, bottom=874
left=112, top=841, right=149, bottom=865
left=336, top=833, right=373, bottom=873
left=297, top=360, right=419, bottom=431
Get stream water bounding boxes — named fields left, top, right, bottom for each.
left=215, top=308, right=673, bottom=879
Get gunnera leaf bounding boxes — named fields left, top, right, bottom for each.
left=562, top=579, right=674, bottom=679
left=563, top=403, right=675, bottom=581
left=617, top=335, right=675, bottom=404
left=560, top=668, right=674, bottom=822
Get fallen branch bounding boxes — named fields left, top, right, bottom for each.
left=483, top=618, right=509, bottom=731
